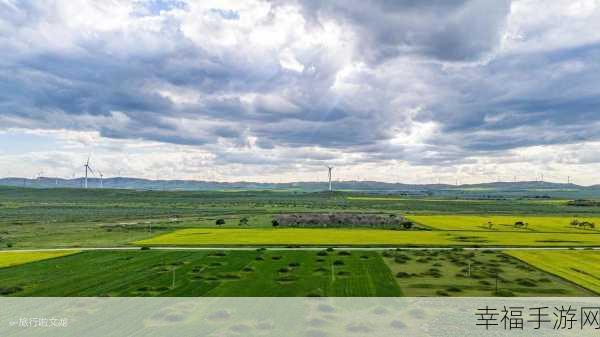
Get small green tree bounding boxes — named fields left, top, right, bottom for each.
left=239, top=217, right=249, bottom=226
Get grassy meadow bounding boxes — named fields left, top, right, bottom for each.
left=0, top=250, right=400, bottom=297
left=2, top=186, right=600, bottom=297
left=382, top=249, right=591, bottom=296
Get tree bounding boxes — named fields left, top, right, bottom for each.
left=514, top=221, right=527, bottom=228
left=216, top=218, right=226, bottom=226
left=271, top=219, right=279, bottom=227
left=487, top=221, right=494, bottom=229
left=239, top=217, right=249, bottom=226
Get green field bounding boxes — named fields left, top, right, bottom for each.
left=135, top=228, right=600, bottom=247
left=0, top=249, right=591, bottom=297
left=410, top=215, right=600, bottom=233
left=0, top=250, right=400, bottom=296
left=2, top=186, right=600, bottom=297
left=507, top=250, right=600, bottom=294
left=0, top=250, right=79, bottom=268
left=3, top=187, right=600, bottom=249
left=382, top=249, right=591, bottom=296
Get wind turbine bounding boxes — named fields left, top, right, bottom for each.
left=83, top=156, right=94, bottom=189
left=98, top=170, right=104, bottom=188
left=326, top=166, right=333, bottom=192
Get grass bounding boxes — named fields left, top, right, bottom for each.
left=0, top=250, right=79, bottom=268
left=409, top=215, right=600, bottom=233
left=135, top=228, right=600, bottom=247
left=3, top=186, right=600, bottom=249
left=0, top=250, right=400, bottom=296
left=507, top=250, right=600, bottom=294
left=382, top=250, right=590, bottom=296
left=1, top=249, right=589, bottom=297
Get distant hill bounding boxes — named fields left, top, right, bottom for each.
left=0, top=177, right=596, bottom=194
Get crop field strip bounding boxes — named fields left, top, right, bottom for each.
left=506, top=250, right=600, bottom=294
left=0, top=250, right=401, bottom=297
left=409, top=215, right=600, bottom=233
left=0, top=250, right=79, bottom=268
left=134, top=228, right=600, bottom=247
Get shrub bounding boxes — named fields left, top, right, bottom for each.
left=140, top=246, right=150, bottom=250
left=333, top=260, right=344, bottom=266
left=401, top=221, right=414, bottom=229
left=514, top=221, right=528, bottom=228
left=495, top=289, right=515, bottom=297
left=516, top=278, right=537, bottom=287
left=239, top=217, right=249, bottom=226
left=271, top=219, right=279, bottom=227
left=446, top=286, right=462, bottom=293
left=0, top=287, right=23, bottom=295
left=382, top=251, right=393, bottom=258
left=435, top=290, right=450, bottom=297
left=395, top=272, right=411, bottom=278
left=215, top=218, right=226, bottom=226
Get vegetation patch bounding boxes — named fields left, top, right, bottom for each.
left=382, top=249, right=591, bottom=297
left=273, top=213, right=418, bottom=230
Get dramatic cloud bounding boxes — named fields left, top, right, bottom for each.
left=1, top=0, right=600, bottom=183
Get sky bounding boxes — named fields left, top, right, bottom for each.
left=1, top=0, right=600, bottom=185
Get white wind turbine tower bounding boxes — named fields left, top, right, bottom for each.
left=327, top=166, right=334, bottom=192
left=83, top=156, right=94, bottom=189
left=98, top=170, right=104, bottom=188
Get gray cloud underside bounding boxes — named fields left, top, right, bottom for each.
left=1, top=0, right=600, bottom=167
